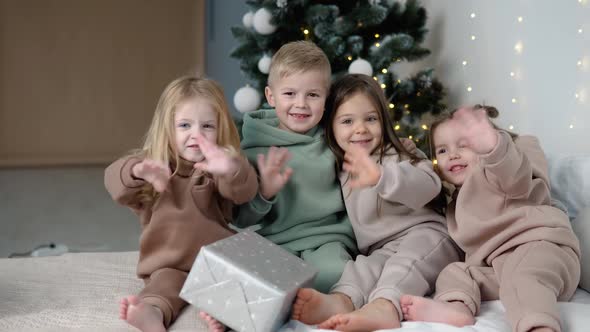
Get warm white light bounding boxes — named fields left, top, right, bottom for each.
left=510, top=71, right=515, bottom=77
left=471, top=35, right=476, bottom=41
left=375, top=43, right=381, bottom=47
left=394, top=125, right=400, bottom=130
left=575, top=93, right=580, bottom=99
left=389, top=103, right=395, bottom=109
left=517, top=16, right=523, bottom=23
left=470, top=13, right=476, bottom=18
left=374, top=33, right=380, bottom=38
left=380, top=83, right=386, bottom=89
left=462, top=60, right=468, bottom=66
left=467, top=86, right=472, bottom=92
left=511, top=98, right=517, bottom=103
left=421, top=124, right=428, bottom=130
left=347, top=56, right=352, bottom=61
left=303, top=29, right=309, bottom=35
left=514, top=42, right=524, bottom=54
left=509, top=125, right=514, bottom=130
left=577, top=60, right=583, bottom=66
left=381, top=68, right=388, bottom=74
left=373, top=76, right=378, bottom=81
left=579, top=28, right=584, bottom=34
left=570, top=124, right=574, bottom=129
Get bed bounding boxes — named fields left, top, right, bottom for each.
left=1, top=155, right=588, bottom=332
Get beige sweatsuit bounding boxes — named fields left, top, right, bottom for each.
left=434, top=131, right=581, bottom=332
left=105, top=155, right=258, bottom=327
left=330, top=149, right=462, bottom=318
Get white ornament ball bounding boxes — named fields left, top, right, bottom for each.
left=233, top=85, right=261, bottom=113
left=242, top=12, right=254, bottom=28
left=257, top=55, right=272, bottom=74
left=348, top=58, right=373, bottom=76
left=253, top=8, right=277, bottom=35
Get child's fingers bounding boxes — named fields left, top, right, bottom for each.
left=266, top=146, right=279, bottom=165
left=195, top=135, right=217, bottom=156
left=276, top=147, right=291, bottom=166
left=257, top=153, right=266, bottom=171
left=282, top=167, right=294, bottom=183
left=194, top=161, right=208, bottom=172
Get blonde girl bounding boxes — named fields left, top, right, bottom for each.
left=105, top=76, right=258, bottom=332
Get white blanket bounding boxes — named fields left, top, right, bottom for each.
left=279, top=290, right=590, bottom=332
left=2, top=251, right=589, bottom=332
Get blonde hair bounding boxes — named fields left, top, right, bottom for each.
left=138, top=76, right=240, bottom=202
left=267, top=40, right=331, bottom=89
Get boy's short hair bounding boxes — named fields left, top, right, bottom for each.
left=267, top=40, right=331, bottom=89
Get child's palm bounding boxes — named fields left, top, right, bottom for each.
left=451, top=108, right=497, bottom=154
left=133, top=160, right=171, bottom=192
left=193, top=136, right=238, bottom=176
left=257, top=147, right=293, bottom=200
left=343, top=147, right=381, bottom=189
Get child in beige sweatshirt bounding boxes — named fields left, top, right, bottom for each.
left=400, top=105, right=581, bottom=332
left=291, top=74, right=462, bottom=331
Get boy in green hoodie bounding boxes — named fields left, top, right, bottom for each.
left=234, top=41, right=358, bottom=293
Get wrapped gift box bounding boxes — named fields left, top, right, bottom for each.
left=180, top=230, right=318, bottom=332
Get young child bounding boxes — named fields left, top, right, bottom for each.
left=290, top=73, right=462, bottom=331
left=233, top=40, right=358, bottom=293
left=104, top=76, right=258, bottom=332
left=400, top=105, right=581, bottom=332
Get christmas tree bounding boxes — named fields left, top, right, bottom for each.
left=231, top=0, right=445, bottom=153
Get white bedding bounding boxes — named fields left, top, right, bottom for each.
left=279, top=289, right=590, bottom=332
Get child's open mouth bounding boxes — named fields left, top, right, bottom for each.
left=289, top=113, right=310, bottom=120
left=450, top=165, right=467, bottom=173
left=351, top=139, right=372, bottom=146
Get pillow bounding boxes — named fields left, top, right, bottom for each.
left=547, top=155, right=590, bottom=220
left=571, top=207, right=590, bottom=292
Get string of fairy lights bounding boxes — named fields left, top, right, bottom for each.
left=574, top=0, right=588, bottom=131
left=463, top=1, right=588, bottom=132
left=239, top=2, right=588, bottom=141
left=302, top=24, right=424, bottom=140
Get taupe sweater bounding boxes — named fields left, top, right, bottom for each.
left=341, top=150, right=448, bottom=254
left=448, top=131, right=580, bottom=266
left=105, top=155, right=258, bottom=278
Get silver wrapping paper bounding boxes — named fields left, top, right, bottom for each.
left=180, top=230, right=318, bottom=332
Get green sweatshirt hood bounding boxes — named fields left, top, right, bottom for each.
left=240, top=109, right=319, bottom=148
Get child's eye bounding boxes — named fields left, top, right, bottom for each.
left=367, top=116, right=378, bottom=122
left=308, top=92, right=320, bottom=98
left=341, top=119, right=352, bottom=125
left=436, top=148, right=446, bottom=155
left=283, top=92, right=295, bottom=96
left=203, top=124, right=216, bottom=130
left=178, top=122, right=190, bottom=129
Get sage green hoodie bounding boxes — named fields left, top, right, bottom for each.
left=235, top=109, right=357, bottom=255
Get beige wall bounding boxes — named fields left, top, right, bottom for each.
left=0, top=0, right=205, bottom=167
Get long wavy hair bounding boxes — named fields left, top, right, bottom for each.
left=137, top=76, right=240, bottom=204
left=323, top=74, right=447, bottom=214
left=323, top=74, right=422, bottom=171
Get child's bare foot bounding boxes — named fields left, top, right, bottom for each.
left=199, top=312, right=226, bottom=332
left=400, top=295, right=475, bottom=327
left=318, top=298, right=400, bottom=331
left=120, top=295, right=165, bottom=332
left=291, top=288, right=354, bottom=325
